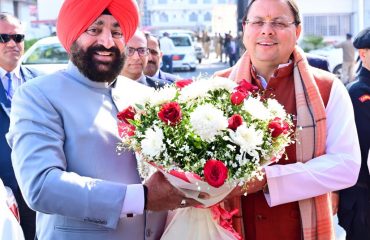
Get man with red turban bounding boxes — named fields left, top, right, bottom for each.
left=6, top=0, right=199, bottom=239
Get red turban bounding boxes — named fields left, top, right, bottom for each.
left=57, top=0, right=139, bottom=53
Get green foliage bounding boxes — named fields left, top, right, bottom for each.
left=24, top=38, right=40, bottom=51
left=300, top=35, right=327, bottom=52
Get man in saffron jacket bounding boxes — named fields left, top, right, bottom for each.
left=217, top=0, right=361, bottom=239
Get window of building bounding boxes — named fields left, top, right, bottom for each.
left=160, top=12, right=169, bottom=22
left=303, top=14, right=352, bottom=37
left=189, top=12, right=198, bottom=22
left=204, top=12, right=212, bottom=21
left=218, top=0, right=226, bottom=3
left=158, top=0, right=167, bottom=4
left=189, top=0, right=197, bottom=4
left=203, top=0, right=211, bottom=3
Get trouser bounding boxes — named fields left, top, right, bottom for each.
left=341, top=61, right=355, bottom=84
left=161, top=55, right=173, bottom=73
left=338, top=186, right=370, bottom=240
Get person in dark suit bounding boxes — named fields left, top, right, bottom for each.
left=0, top=12, right=41, bottom=240
left=338, top=27, right=370, bottom=240
left=121, top=29, right=171, bottom=89
left=144, top=33, right=179, bottom=83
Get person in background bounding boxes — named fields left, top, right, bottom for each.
left=227, top=36, right=240, bottom=67
left=0, top=12, right=40, bottom=240
left=143, top=33, right=179, bottom=83
left=215, top=0, right=361, bottom=239
left=159, top=32, right=175, bottom=74
left=121, top=29, right=171, bottom=89
left=6, top=1, right=199, bottom=239
left=334, top=33, right=356, bottom=85
left=201, top=30, right=211, bottom=59
left=338, top=26, right=370, bottom=240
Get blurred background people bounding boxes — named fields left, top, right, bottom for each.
left=159, top=32, right=175, bottom=73
left=121, top=29, right=170, bottom=88
left=201, top=30, right=211, bottom=59
left=0, top=12, right=39, bottom=240
left=334, top=33, right=356, bottom=85
left=144, top=33, right=179, bottom=83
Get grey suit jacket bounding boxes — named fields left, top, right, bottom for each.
left=7, top=62, right=166, bottom=240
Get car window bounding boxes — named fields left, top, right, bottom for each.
left=169, top=36, right=191, bottom=47
left=23, top=43, right=69, bottom=64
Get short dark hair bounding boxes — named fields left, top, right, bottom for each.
left=242, top=0, right=301, bottom=26
left=145, top=32, right=161, bottom=49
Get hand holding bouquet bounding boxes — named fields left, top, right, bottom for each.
left=117, top=76, right=295, bottom=239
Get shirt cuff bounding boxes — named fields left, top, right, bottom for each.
left=120, top=184, right=144, bottom=218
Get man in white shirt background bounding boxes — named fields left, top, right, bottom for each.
left=159, top=32, right=175, bottom=74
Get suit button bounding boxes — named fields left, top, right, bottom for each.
left=146, top=229, right=152, bottom=237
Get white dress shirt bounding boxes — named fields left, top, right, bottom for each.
left=264, top=79, right=361, bottom=206
left=0, top=66, right=24, bottom=99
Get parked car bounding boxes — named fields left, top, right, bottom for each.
left=167, top=33, right=198, bottom=71
left=22, top=36, right=68, bottom=74
left=309, top=46, right=358, bottom=80
left=159, top=29, right=204, bottom=64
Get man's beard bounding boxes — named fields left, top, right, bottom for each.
left=70, top=42, right=125, bottom=83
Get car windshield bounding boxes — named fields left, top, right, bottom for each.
left=23, top=43, right=69, bottom=64
left=169, top=36, right=191, bottom=47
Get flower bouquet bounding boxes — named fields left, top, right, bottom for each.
left=117, top=76, right=295, bottom=240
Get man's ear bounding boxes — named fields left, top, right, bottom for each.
left=295, top=24, right=302, bottom=39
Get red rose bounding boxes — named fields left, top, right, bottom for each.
left=228, top=114, right=243, bottom=131
left=268, top=117, right=290, bottom=138
left=230, top=91, right=247, bottom=105
left=235, top=79, right=259, bottom=94
left=158, top=102, right=182, bottom=125
left=203, top=159, right=228, bottom=188
left=175, top=79, right=193, bottom=89
left=117, top=106, right=136, bottom=124
left=118, top=122, right=136, bottom=138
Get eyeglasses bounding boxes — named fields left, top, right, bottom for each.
left=148, top=48, right=159, bottom=56
left=125, top=47, right=149, bottom=57
left=0, top=34, right=25, bottom=43
left=244, top=20, right=296, bottom=30
left=85, top=28, right=123, bottom=39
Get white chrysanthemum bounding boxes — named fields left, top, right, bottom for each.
left=178, top=80, right=210, bottom=102
left=229, top=124, right=264, bottom=152
left=190, top=104, right=228, bottom=142
left=208, top=77, right=237, bottom=92
left=134, top=88, right=155, bottom=107
left=243, top=96, right=270, bottom=121
left=267, top=98, right=286, bottom=119
left=150, top=86, right=177, bottom=106
left=179, top=77, right=235, bottom=102
left=141, top=126, right=165, bottom=157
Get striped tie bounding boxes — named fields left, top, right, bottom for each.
left=5, top=72, right=12, bottom=100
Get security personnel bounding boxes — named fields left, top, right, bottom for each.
left=338, top=27, right=370, bottom=240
